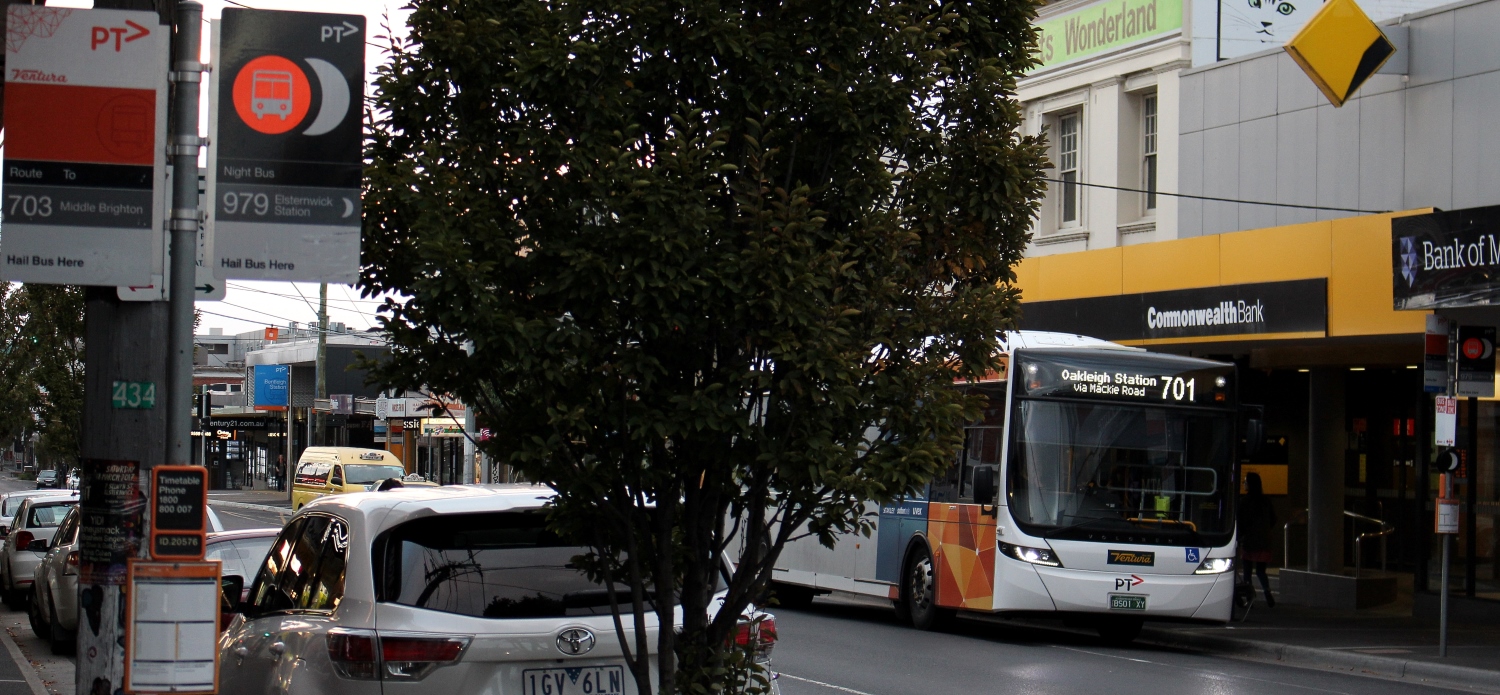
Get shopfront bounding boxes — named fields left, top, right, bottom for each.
left=1016, top=210, right=1500, bottom=603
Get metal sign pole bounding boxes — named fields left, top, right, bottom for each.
left=166, top=1, right=204, bottom=466
left=1440, top=529, right=1451, bottom=657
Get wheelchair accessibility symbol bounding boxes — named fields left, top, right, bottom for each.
left=1185, top=548, right=1201, bottom=563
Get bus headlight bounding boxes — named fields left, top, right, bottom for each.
left=1194, top=557, right=1234, bottom=574
left=998, top=541, right=1062, bottom=567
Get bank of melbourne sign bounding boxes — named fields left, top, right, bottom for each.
left=1034, top=0, right=1183, bottom=70
left=1392, top=206, right=1500, bottom=310
left=1021, top=279, right=1327, bottom=342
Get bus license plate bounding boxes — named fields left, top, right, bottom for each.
left=523, top=665, right=626, bottom=695
left=1110, top=594, right=1147, bottom=611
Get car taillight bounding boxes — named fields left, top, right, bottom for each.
left=63, top=551, right=79, bottom=576
left=327, top=629, right=379, bottom=680
left=327, top=629, right=469, bottom=682
left=13, top=531, right=33, bottom=550
left=381, top=635, right=469, bottom=680
left=732, top=617, right=777, bottom=662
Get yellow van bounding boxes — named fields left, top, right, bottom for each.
left=290, top=447, right=429, bottom=510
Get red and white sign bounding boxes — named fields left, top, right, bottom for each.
left=0, top=6, right=167, bottom=286
left=1435, top=396, right=1458, bottom=447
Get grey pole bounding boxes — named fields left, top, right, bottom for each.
left=166, top=1, right=204, bottom=466
left=1440, top=532, right=1451, bottom=657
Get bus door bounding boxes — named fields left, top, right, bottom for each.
left=924, top=411, right=1004, bottom=611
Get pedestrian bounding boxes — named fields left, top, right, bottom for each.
left=275, top=454, right=286, bottom=492
left=1238, top=472, right=1276, bottom=607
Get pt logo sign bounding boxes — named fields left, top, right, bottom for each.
left=90, top=20, right=149, bottom=51
left=209, top=8, right=364, bottom=283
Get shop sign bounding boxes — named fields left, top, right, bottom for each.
left=1392, top=205, right=1500, bottom=310
left=199, top=417, right=271, bottom=430
left=1455, top=325, right=1495, bottom=398
left=1020, top=279, right=1326, bottom=342
left=1032, top=0, right=1182, bottom=70
left=330, top=393, right=353, bottom=415
left=420, top=417, right=464, bottom=437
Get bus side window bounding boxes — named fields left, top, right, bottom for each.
left=930, top=449, right=964, bottom=503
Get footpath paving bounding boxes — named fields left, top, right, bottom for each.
left=1142, top=592, right=1500, bottom=693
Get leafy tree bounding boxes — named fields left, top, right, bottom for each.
left=0, top=284, right=85, bottom=470
left=364, top=1, right=1046, bottom=692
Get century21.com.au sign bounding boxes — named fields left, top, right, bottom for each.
left=1033, top=0, right=1183, bottom=69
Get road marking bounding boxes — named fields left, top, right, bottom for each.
left=1053, top=646, right=1361, bottom=695
left=777, top=673, right=883, bottom=695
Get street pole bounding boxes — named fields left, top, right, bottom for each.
left=1440, top=530, right=1451, bottom=657
left=165, top=2, right=204, bottom=467
left=75, top=2, right=197, bottom=692
left=315, top=283, right=328, bottom=446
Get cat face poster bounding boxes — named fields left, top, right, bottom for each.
left=1198, top=0, right=1448, bottom=64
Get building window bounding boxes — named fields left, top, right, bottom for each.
left=1058, top=112, right=1080, bottom=224
left=1143, top=94, right=1157, bottom=212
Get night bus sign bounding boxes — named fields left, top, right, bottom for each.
left=0, top=6, right=167, bottom=286
left=208, top=9, right=365, bottom=282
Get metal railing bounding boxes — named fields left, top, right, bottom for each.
left=1282, top=508, right=1395, bottom=577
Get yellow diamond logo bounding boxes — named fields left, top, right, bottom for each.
left=1284, top=0, right=1396, bottom=108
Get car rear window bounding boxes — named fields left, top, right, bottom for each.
left=376, top=512, right=666, bottom=619
left=27, top=503, right=74, bottom=528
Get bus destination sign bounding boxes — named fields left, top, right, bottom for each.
left=1018, top=350, right=1234, bottom=407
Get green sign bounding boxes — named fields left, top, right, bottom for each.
left=1034, top=0, right=1183, bottom=69
left=111, top=381, right=157, bottom=410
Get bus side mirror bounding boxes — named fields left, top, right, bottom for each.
left=973, top=468, right=998, bottom=516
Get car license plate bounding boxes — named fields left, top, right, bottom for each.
left=523, top=665, right=626, bottom=695
left=1109, top=594, right=1147, bottom=611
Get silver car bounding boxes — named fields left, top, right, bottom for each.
left=218, top=485, right=780, bottom=695
left=0, top=490, right=73, bottom=538
left=0, top=494, right=77, bottom=609
left=29, top=505, right=80, bottom=653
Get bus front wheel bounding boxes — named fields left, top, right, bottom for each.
left=903, top=546, right=952, bottom=631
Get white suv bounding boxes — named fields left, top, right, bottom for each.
left=218, top=485, right=779, bottom=695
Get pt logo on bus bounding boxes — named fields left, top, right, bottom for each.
left=1115, top=575, right=1144, bottom=591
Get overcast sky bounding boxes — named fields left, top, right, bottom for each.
left=37, top=0, right=415, bottom=337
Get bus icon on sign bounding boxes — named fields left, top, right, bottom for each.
left=250, top=70, right=294, bottom=119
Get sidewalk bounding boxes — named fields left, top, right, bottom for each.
left=208, top=489, right=292, bottom=509
left=1142, top=590, right=1500, bottom=693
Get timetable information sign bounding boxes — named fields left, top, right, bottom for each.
left=0, top=6, right=167, bottom=286
left=208, top=9, right=365, bottom=282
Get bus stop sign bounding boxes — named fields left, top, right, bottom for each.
left=209, top=8, right=364, bottom=282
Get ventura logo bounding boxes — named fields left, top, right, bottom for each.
left=1147, top=300, right=1265, bottom=330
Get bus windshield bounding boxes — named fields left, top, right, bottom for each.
left=1009, top=400, right=1234, bottom=545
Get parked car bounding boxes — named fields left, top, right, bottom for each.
left=0, top=494, right=78, bottom=609
left=0, top=490, right=75, bottom=538
left=28, top=506, right=80, bottom=653
left=217, top=485, right=779, bottom=694
left=289, top=447, right=434, bottom=511
left=205, top=528, right=279, bottom=603
left=33, top=470, right=59, bottom=490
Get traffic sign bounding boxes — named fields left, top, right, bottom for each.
left=118, top=169, right=226, bottom=301
left=1284, top=0, right=1396, bottom=108
left=1456, top=324, right=1495, bottom=398
left=208, top=9, right=365, bottom=283
left=0, top=6, right=167, bottom=286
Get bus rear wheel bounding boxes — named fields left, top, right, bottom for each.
left=903, top=546, right=952, bottom=631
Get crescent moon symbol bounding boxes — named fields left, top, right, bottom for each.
left=341, top=198, right=355, bottom=218
left=1483, top=338, right=1494, bottom=360
left=303, top=57, right=351, bottom=137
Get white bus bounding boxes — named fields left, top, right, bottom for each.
left=768, top=332, right=1246, bottom=642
